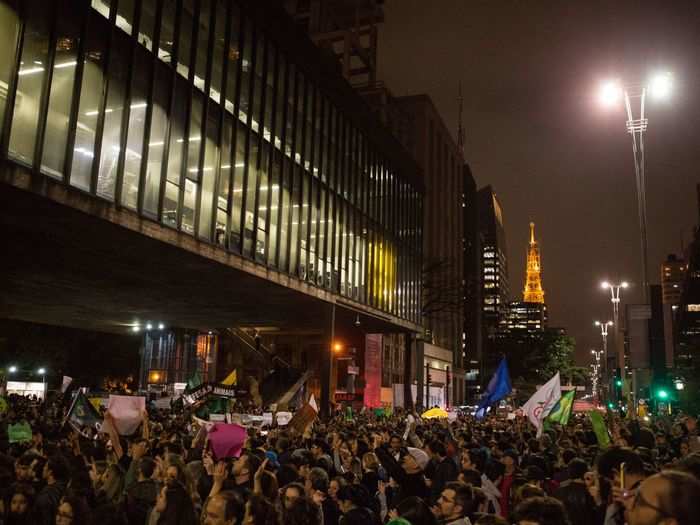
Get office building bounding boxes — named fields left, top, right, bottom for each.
left=0, top=0, right=424, bottom=413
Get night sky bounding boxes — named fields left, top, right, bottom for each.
left=378, top=0, right=700, bottom=363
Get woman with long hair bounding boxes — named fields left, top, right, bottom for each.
left=151, top=480, right=197, bottom=525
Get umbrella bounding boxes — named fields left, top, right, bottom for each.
left=422, top=407, right=449, bottom=419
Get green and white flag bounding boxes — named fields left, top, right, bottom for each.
left=546, top=390, right=576, bottom=426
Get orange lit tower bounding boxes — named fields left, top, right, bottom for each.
left=523, top=222, right=545, bottom=303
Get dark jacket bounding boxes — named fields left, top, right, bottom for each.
left=126, top=479, right=159, bottom=525
left=430, top=456, right=459, bottom=502
left=34, top=481, right=66, bottom=525
left=339, top=506, right=380, bottom=525
left=374, top=446, right=429, bottom=507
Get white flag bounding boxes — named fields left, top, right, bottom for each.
left=61, top=376, right=73, bottom=393
left=522, top=372, right=561, bottom=437
left=308, top=394, right=318, bottom=413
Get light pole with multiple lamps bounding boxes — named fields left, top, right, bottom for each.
left=598, top=72, right=673, bottom=302
left=594, top=320, right=614, bottom=401
left=601, top=280, right=630, bottom=373
left=591, top=349, right=603, bottom=401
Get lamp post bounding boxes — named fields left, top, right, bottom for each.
left=594, top=320, right=614, bottom=401
left=591, top=349, right=603, bottom=401
left=598, top=72, right=673, bottom=302
left=600, top=281, right=629, bottom=325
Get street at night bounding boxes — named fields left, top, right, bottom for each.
left=1, top=1, right=700, bottom=524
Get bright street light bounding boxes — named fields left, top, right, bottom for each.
left=8, top=365, right=18, bottom=373
left=37, top=367, right=46, bottom=375
left=649, top=72, right=672, bottom=100
left=598, top=80, right=623, bottom=107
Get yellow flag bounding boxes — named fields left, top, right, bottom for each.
left=221, top=369, right=237, bottom=386
left=88, top=397, right=102, bottom=412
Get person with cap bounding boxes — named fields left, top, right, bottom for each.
left=373, top=434, right=430, bottom=508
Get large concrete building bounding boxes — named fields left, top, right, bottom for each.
left=0, top=0, right=425, bottom=414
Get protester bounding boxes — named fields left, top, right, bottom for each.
left=2, top=387, right=700, bottom=525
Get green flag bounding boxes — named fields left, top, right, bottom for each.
left=8, top=422, right=32, bottom=443
left=187, top=371, right=203, bottom=391
left=588, top=410, right=610, bottom=448
left=547, top=390, right=576, bottom=426
left=345, top=406, right=353, bottom=421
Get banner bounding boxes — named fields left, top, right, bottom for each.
left=546, top=389, right=576, bottom=426
left=221, top=370, right=237, bottom=386
left=8, top=422, right=32, bottom=443
left=364, top=334, right=382, bottom=408
left=522, top=372, right=561, bottom=437
left=182, top=383, right=238, bottom=406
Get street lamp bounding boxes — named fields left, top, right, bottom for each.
left=8, top=365, right=18, bottom=374
left=37, top=367, right=47, bottom=397
left=597, top=72, right=673, bottom=302
left=600, top=281, right=629, bottom=325
left=594, top=320, right=614, bottom=400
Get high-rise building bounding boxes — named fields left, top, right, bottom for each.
left=463, top=164, right=480, bottom=401
left=477, top=186, right=509, bottom=375
left=500, top=301, right=547, bottom=334
left=661, top=254, right=686, bottom=369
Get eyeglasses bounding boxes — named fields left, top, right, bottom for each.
left=633, top=488, right=675, bottom=520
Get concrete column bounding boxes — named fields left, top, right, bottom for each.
left=403, top=332, right=414, bottom=411
left=415, top=340, right=424, bottom=410
left=320, top=303, right=335, bottom=419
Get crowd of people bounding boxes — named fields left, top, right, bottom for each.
left=1, top=391, right=700, bottom=525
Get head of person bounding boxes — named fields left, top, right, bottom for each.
left=14, top=453, right=39, bottom=482
left=473, top=515, right=509, bottom=525
left=389, top=434, right=403, bottom=452
left=310, top=439, right=326, bottom=459
left=627, top=470, right=700, bottom=525
left=337, top=484, right=372, bottom=514
left=43, top=454, right=69, bottom=483
left=282, top=482, right=306, bottom=510
left=435, top=481, right=476, bottom=522
left=232, top=452, right=261, bottom=486
left=154, top=480, right=195, bottom=524
left=428, top=440, right=447, bottom=460
left=56, top=495, right=91, bottom=525
left=515, top=483, right=546, bottom=505
left=361, top=452, right=380, bottom=473
left=401, top=447, right=429, bottom=474
left=306, top=467, right=329, bottom=497
left=202, top=490, right=246, bottom=525
left=502, top=450, right=518, bottom=474
left=8, top=483, right=35, bottom=517
left=283, top=495, right=322, bottom=525
left=567, top=458, right=588, bottom=482
left=394, top=496, right=438, bottom=525
left=597, top=446, right=646, bottom=491
left=553, top=480, right=596, bottom=525
left=329, top=476, right=348, bottom=500
left=242, top=493, right=279, bottom=525
left=512, top=496, right=570, bottom=525
left=138, top=456, right=157, bottom=481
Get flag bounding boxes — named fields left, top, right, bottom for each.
left=522, top=372, right=561, bottom=437
left=105, top=395, right=145, bottom=435
left=475, top=358, right=512, bottom=419
left=308, top=394, right=318, bottom=413
left=8, top=422, right=32, bottom=443
left=221, top=370, right=237, bottom=386
left=61, top=376, right=73, bottom=393
left=187, top=371, right=203, bottom=391
left=66, top=392, right=101, bottom=434
left=208, top=423, right=248, bottom=459
left=546, top=390, right=575, bottom=426
left=588, top=410, right=611, bottom=448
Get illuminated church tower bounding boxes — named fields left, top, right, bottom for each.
left=523, top=222, right=545, bottom=303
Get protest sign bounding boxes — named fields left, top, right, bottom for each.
left=288, top=402, right=317, bottom=434
left=276, top=411, right=292, bottom=426
left=8, top=422, right=32, bottom=443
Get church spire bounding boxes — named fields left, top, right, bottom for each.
left=523, top=222, right=545, bottom=303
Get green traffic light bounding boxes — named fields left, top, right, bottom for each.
left=615, top=379, right=622, bottom=387
left=607, top=402, right=615, bottom=409
left=657, top=389, right=669, bottom=399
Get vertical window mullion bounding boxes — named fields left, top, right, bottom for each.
left=0, top=2, right=25, bottom=157
left=251, top=34, right=268, bottom=260
left=32, top=2, right=58, bottom=172
left=114, top=0, right=142, bottom=206
left=238, top=22, right=256, bottom=255
left=264, top=45, right=278, bottom=266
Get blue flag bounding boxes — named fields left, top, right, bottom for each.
left=475, top=358, right=512, bottom=419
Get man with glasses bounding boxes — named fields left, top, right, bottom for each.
left=432, top=481, right=476, bottom=525
left=623, top=470, right=700, bottom=525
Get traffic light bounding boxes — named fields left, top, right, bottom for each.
left=614, top=368, right=623, bottom=388
left=615, top=378, right=623, bottom=387
left=607, top=401, right=615, bottom=409
left=656, top=388, right=669, bottom=400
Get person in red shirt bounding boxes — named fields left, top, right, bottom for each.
left=499, top=450, right=519, bottom=518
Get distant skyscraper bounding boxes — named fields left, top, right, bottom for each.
left=477, top=187, right=509, bottom=358
left=523, top=222, right=545, bottom=303
left=661, top=254, right=685, bottom=368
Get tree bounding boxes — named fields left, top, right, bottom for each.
left=421, top=257, right=464, bottom=329
left=499, top=331, right=584, bottom=400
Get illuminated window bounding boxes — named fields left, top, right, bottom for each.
left=687, top=304, right=700, bottom=312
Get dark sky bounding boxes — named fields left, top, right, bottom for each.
left=377, top=0, right=700, bottom=363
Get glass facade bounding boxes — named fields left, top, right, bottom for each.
left=0, top=0, right=422, bottom=324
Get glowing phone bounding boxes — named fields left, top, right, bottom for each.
left=620, top=462, right=626, bottom=489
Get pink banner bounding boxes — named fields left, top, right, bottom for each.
left=364, top=334, right=382, bottom=408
